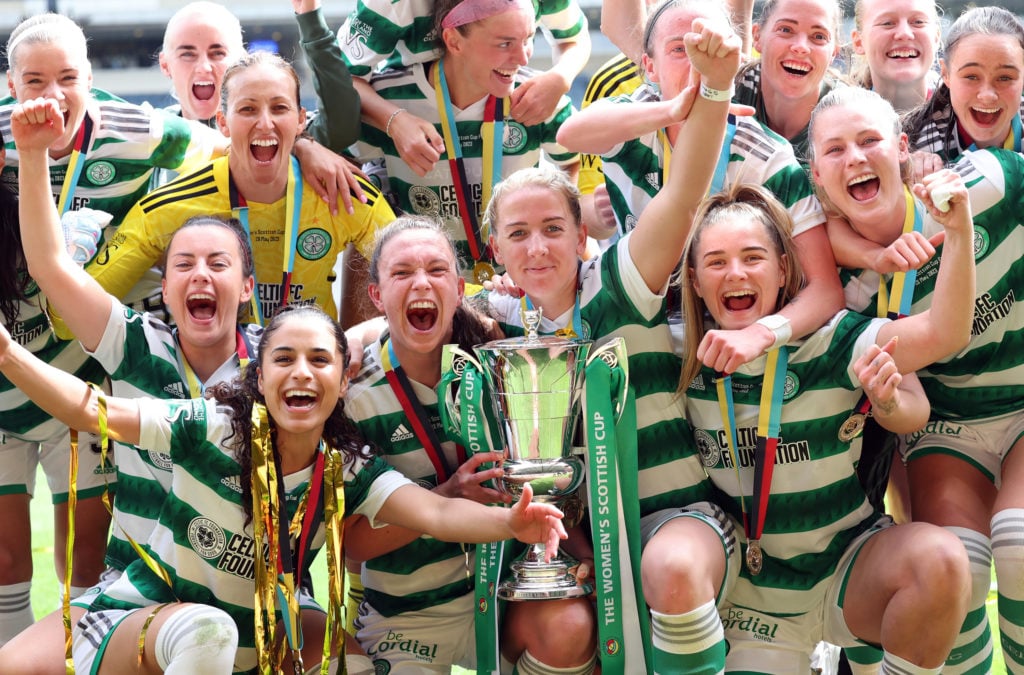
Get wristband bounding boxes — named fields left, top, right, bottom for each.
left=385, top=108, right=406, bottom=138
left=699, top=82, right=734, bottom=102
left=755, top=314, right=792, bottom=352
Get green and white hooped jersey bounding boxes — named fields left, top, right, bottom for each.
left=0, top=95, right=218, bottom=251
left=354, top=63, right=577, bottom=275
left=345, top=339, right=475, bottom=617
left=600, top=84, right=825, bottom=238
left=840, top=148, right=1024, bottom=422
left=0, top=285, right=105, bottom=443
left=339, top=0, right=587, bottom=79
left=685, top=310, right=884, bottom=614
left=90, top=397, right=409, bottom=674
left=489, top=233, right=714, bottom=517
left=87, top=303, right=262, bottom=571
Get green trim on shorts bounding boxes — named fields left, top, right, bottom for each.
left=1004, top=428, right=1024, bottom=467
left=906, top=446, right=995, bottom=484
left=51, top=482, right=113, bottom=505
left=91, top=610, right=133, bottom=675
left=0, top=483, right=29, bottom=497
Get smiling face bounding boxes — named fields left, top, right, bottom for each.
left=490, top=185, right=587, bottom=317
left=852, top=0, right=939, bottom=89
left=217, top=60, right=305, bottom=192
left=162, top=223, right=254, bottom=349
left=257, top=316, right=347, bottom=442
left=368, top=228, right=465, bottom=356
left=810, top=100, right=909, bottom=243
left=8, top=40, right=92, bottom=157
left=943, top=33, right=1024, bottom=150
left=691, top=216, right=787, bottom=330
left=443, top=8, right=535, bottom=103
left=754, top=0, right=839, bottom=102
left=160, top=11, right=241, bottom=122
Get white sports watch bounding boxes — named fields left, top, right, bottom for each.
left=755, top=314, right=792, bottom=352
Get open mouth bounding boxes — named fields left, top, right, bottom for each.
left=494, top=68, right=516, bottom=83
left=407, top=300, right=439, bottom=331
left=186, top=292, right=217, bottom=320
left=284, top=389, right=317, bottom=410
left=192, top=81, right=216, bottom=101
left=250, top=138, right=279, bottom=163
left=970, top=106, right=1002, bottom=128
left=886, top=47, right=920, bottom=61
left=723, top=290, right=756, bottom=312
left=781, top=60, right=812, bottom=77
left=847, top=173, right=881, bottom=202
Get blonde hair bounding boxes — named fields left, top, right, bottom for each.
left=6, top=13, right=88, bottom=72
left=484, top=166, right=582, bottom=235
left=677, top=184, right=805, bottom=392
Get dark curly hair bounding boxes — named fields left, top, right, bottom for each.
left=0, top=176, right=24, bottom=327
left=207, top=304, right=372, bottom=522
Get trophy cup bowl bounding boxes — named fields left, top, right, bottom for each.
left=472, top=333, right=592, bottom=601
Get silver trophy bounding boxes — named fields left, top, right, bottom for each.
left=443, top=309, right=621, bottom=600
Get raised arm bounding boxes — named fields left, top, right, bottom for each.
left=11, top=98, right=115, bottom=352
left=877, top=170, right=975, bottom=371
left=293, top=0, right=361, bottom=153
left=0, top=323, right=141, bottom=445
left=629, top=18, right=742, bottom=293
left=600, top=0, right=646, bottom=66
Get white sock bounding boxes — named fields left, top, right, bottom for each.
left=942, top=527, right=993, bottom=674
left=880, top=651, right=941, bottom=674
left=0, top=582, right=34, bottom=646
left=154, top=604, right=238, bottom=674
left=515, top=648, right=597, bottom=675
left=992, top=508, right=1024, bottom=672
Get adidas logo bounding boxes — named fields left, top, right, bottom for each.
left=391, top=424, right=414, bottom=443
left=164, top=382, right=185, bottom=398
left=220, top=475, right=243, bottom=494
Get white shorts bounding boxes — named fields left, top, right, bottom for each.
left=355, top=592, right=476, bottom=673
left=73, top=588, right=325, bottom=673
left=639, top=500, right=740, bottom=606
left=721, top=517, right=892, bottom=672
left=899, top=411, right=1024, bottom=487
left=71, top=567, right=122, bottom=611
left=0, top=428, right=115, bottom=502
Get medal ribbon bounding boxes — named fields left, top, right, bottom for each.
left=274, top=444, right=325, bottom=672
left=659, top=116, right=736, bottom=195
left=519, top=266, right=583, bottom=338
left=716, top=348, right=789, bottom=560
left=877, top=187, right=922, bottom=320
left=57, top=115, right=95, bottom=216
left=434, top=59, right=499, bottom=261
left=382, top=339, right=466, bottom=481
left=438, top=348, right=504, bottom=674
left=585, top=348, right=650, bottom=673
left=229, top=156, right=303, bottom=326
left=175, top=327, right=255, bottom=398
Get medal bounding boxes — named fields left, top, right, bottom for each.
left=839, top=412, right=866, bottom=442
left=473, top=261, right=496, bottom=285
left=746, top=539, right=763, bottom=575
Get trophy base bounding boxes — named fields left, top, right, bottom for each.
left=497, top=548, right=593, bottom=601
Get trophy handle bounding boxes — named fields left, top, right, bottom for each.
left=440, top=343, right=484, bottom=435
left=586, top=338, right=629, bottom=421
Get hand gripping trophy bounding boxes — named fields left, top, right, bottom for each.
left=440, top=307, right=628, bottom=601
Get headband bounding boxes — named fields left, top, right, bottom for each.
left=441, top=0, right=534, bottom=30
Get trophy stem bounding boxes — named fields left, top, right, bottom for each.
left=497, top=544, right=593, bottom=601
